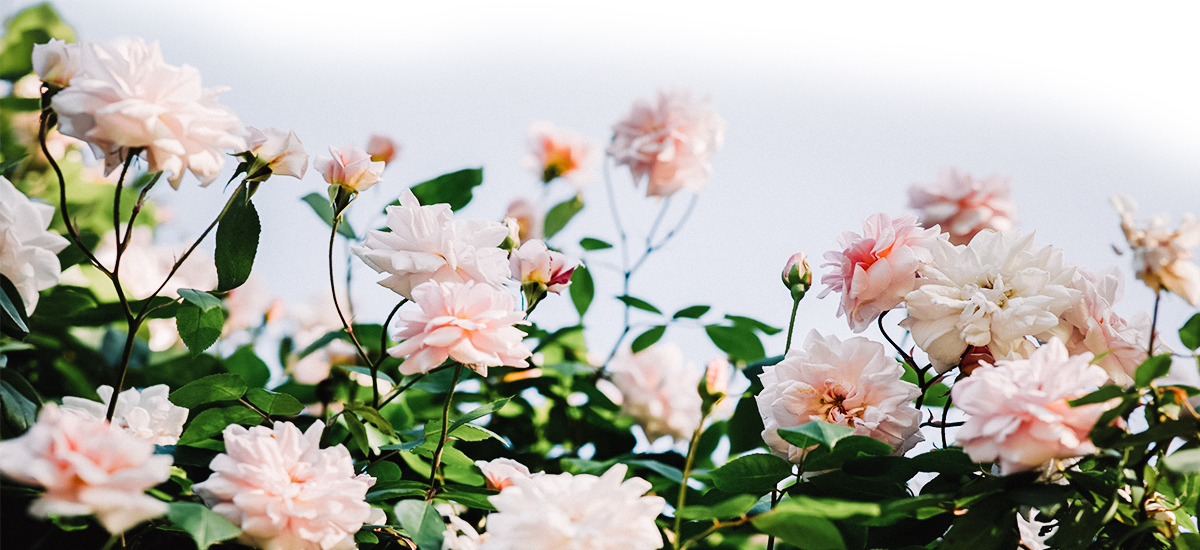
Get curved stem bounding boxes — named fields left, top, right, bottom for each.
left=426, top=364, right=463, bottom=499
left=105, top=319, right=141, bottom=421
left=328, top=218, right=371, bottom=368
left=785, top=298, right=801, bottom=353
left=120, top=173, right=161, bottom=253
left=877, top=311, right=917, bottom=368
left=673, top=422, right=706, bottom=550
left=940, top=394, right=954, bottom=448
left=371, top=298, right=408, bottom=408
left=1147, top=289, right=1161, bottom=359
left=40, top=108, right=108, bottom=276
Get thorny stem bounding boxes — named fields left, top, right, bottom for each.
left=370, top=299, right=409, bottom=408
left=328, top=218, right=371, bottom=368
left=426, top=364, right=463, bottom=499
left=1147, top=289, right=1161, bottom=359
left=785, top=298, right=801, bottom=353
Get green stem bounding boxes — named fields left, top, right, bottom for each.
left=785, top=297, right=800, bottom=353
left=1147, top=289, right=1161, bottom=359
left=426, top=364, right=463, bottom=499
left=673, top=421, right=707, bottom=549
left=327, top=217, right=371, bottom=369
left=371, top=299, right=408, bottom=408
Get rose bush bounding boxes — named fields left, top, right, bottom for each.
left=0, top=6, right=1198, bottom=550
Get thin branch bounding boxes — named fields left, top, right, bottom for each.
left=426, top=365, right=463, bottom=499
left=370, top=299, right=409, bottom=408
left=327, top=217, right=371, bottom=367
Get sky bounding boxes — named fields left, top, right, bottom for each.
left=7, top=0, right=1200, bottom=384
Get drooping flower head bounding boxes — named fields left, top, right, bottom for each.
left=1111, top=194, right=1200, bottom=305
left=366, top=134, right=398, bottom=165
left=192, top=420, right=384, bottom=550
left=0, top=176, right=69, bottom=314
left=50, top=37, right=248, bottom=187
left=475, top=458, right=539, bottom=491
left=241, top=126, right=308, bottom=180
left=482, top=464, right=666, bottom=550
left=0, top=404, right=172, bottom=533
left=353, top=189, right=511, bottom=298
left=951, top=338, right=1114, bottom=475
left=608, top=342, right=703, bottom=442
left=524, top=121, right=598, bottom=187
left=32, top=38, right=80, bottom=89
left=608, top=90, right=726, bottom=197
left=909, top=168, right=1016, bottom=245
left=1060, top=266, right=1169, bottom=386
left=902, top=230, right=1082, bottom=373
left=388, top=280, right=531, bottom=376
left=61, top=385, right=188, bottom=445
left=819, top=213, right=943, bottom=332
left=756, top=330, right=922, bottom=463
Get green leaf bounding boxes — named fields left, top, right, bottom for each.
left=705, top=324, right=765, bottom=363
left=673, top=305, right=710, bottom=319
left=447, top=398, right=510, bottom=435
left=1164, top=448, right=1200, bottom=474
left=752, top=512, right=845, bottom=550
left=406, top=168, right=483, bottom=211
left=177, top=406, right=262, bottom=446
left=169, top=373, right=248, bottom=408
left=617, top=295, right=661, bottom=314
left=0, top=4, right=74, bottom=81
left=214, top=185, right=260, bottom=292
left=1, top=379, right=38, bottom=432
left=1181, top=313, right=1200, bottom=350
left=366, top=480, right=427, bottom=502
left=340, top=366, right=396, bottom=385
left=167, top=502, right=241, bottom=550
left=725, top=314, right=782, bottom=335
left=630, top=325, right=666, bottom=353
left=543, top=194, right=584, bottom=238
left=345, top=403, right=395, bottom=435
left=569, top=263, right=594, bottom=317
left=579, top=237, right=612, bottom=250
left=777, top=421, right=857, bottom=449
left=245, top=388, right=303, bottom=416
left=394, top=500, right=445, bottom=550
left=225, top=346, right=270, bottom=389
left=622, top=459, right=684, bottom=483
left=709, top=453, right=793, bottom=494
left=0, top=274, right=29, bottom=338
left=176, top=301, right=225, bottom=358
left=775, top=495, right=881, bottom=519
left=1135, top=354, right=1174, bottom=387
left=677, top=494, right=759, bottom=520
left=1068, top=384, right=1126, bottom=407
left=440, top=485, right=499, bottom=511
left=302, top=192, right=356, bottom=238
left=178, top=288, right=222, bottom=311
left=908, top=448, right=979, bottom=475
left=1178, top=533, right=1200, bottom=550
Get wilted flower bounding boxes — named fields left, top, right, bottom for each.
left=61, top=385, right=188, bottom=445
left=388, top=280, right=531, bottom=376
left=1060, top=266, right=1169, bottom=386
left=902, top=230, right=1081, bottom=373
left=353, top=189, right=511, bottom=299
left=366, top=134, right=398, bottom=165
left=608, top=342, right=703, bottom=442
left=505, top=199, right=543, bottom=243
left=909, top=168, right=1016, bottom=245
left=819, top=213, right=942, bottom=332
left=242, top=126, right=308, bottom=180
left=51, top=37, right=247, bottom=187
left=1111, top=195, right=1200, bottom=305
left=32, top=38, right=80, bottom=89
left=0, top=176, right=69, bottom=314
left=524, top=121, right=598, bottom=187
left=756, top=330, right=922, bottom=463
left=952, top=338, right=1114, bottom=475
left=315, top=144, right=384, bottom=195
left=482, top=464, right=665, bottom=550
left=192, top=421, right=384, bottom=550
left=0, top=404, right=172, bottom=533
left=475, top=458, right=538, bottom=491
left=608, top=90, right=726, bottom=197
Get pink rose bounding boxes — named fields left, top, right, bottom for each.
left=608, top=90, right=725, bottom=197
left=314, top=144, right=385, bottom=193
left=1111, top=194, right=1200, bottom=305
left=244, top=126, right=308, bottom=180
left=366, top=134, right=398, bottom=165
left=819, top=213, right=942, bottom=332
left=1061, top=266, right=1170, bottom=386
left=32, top=38, right=80, bottom=88
left=505, top=199, right=543, bottom=243
left=951, top=338, right=1114, bottom=475
left=510, top=239, right=577, bottom=294
left=475, top=458, right=538, bottom=491
left=608, top=342, right=703, bottom=442
left=523, top=121, right=598, bottom=187
left=908, top=168, right=1016, bottom=245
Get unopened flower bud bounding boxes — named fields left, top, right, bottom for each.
left=699, top=357, right=732, bottom=415
left=501, top=217, right=521, bottom=253
left=782, top=253, right=812, bottom=301
left=32, top=39, right=80, bottom=90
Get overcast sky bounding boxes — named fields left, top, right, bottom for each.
left=9, top=1, right=1200, bottom=383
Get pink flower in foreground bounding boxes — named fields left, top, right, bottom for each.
left=608, top=90, right=725, bottom=197
left=510, top=239, right=577, bottom=294
left=32, top=38, right=80, bottom=88
left=482, top=464, right=665, bottom=550
left=51, top=37, right=248, bottom=187
left=353, top=189, right=511, bottom=299
left=475, top=458, right=538, bottom=491
left=1061, top=266, right=1169, bottom=386
left=952, top=338, right=1114, bottom=475
left=909, top=168, right=1016, bottom=245
left=523, top=121, right=598, bottom=187
left=389, top=280, right=531, bottom=376
left=314, top=144, right=384, bottom=194
left=756, top=330, right=922, bottom=463
left=366, top=134, right=398, bottom=165
left=819, top=213, right=942, bottom=332
left=608, top=342, right=703, bottom=442
left=1111, top=194, right=1200, bottom=306
left=192, top=421, right=384, bottom=550
left=0, top=404, right=171, bottom=533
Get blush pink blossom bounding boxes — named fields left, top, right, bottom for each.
left=32, top=38, right=80, bottom=88
left=908, top=168, right=1016, bottom=245
left=244, top=126, right=308, bottom=180
left=819, top=213, right=942, bottom=332
left=510, top=239, right=577, bottom=294
left=1111, top=194, right=1200, bottom=306
left=523, top=121, right=598, bottom=187
left=192, top=421, right=384, bottom=550
left=608, top=90, right=725, bottom=197
left=608, top=342, right=703, bottom=442
left=1061, top=266, right=1169, bottom=386
left=366, top=134, right=398, bottom=165
left=314, top=144, right=384, bottom=194
left=61, top=384, right=188, bottom=445
left=951, top=338, right=1114, bottom=475
left=475, top=458, right=539, bottom=491
left=756, top=330, right=922, bottom=463
left=388, top=280, right=531, bottom=376
left=0, top=404, right=172, bottom=533
left=505, top=199, right=543, bottom=243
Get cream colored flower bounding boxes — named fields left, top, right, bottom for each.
left=32, top=38, right=80, bottom=88
left=608, top=343, right=703, bottom=442
left=1060, top=266, right=1169, bottom=386
left=0, top=176, right=69, bottom=314
left=475, top=458, right=538, bottom=491
left=1111, top=194, right=1200, bottom=305
left=244, top=126, right=308, bottom=179
left=61, top=385, right=188, bottom=445
left=315, top=144, right=384, bottom=194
